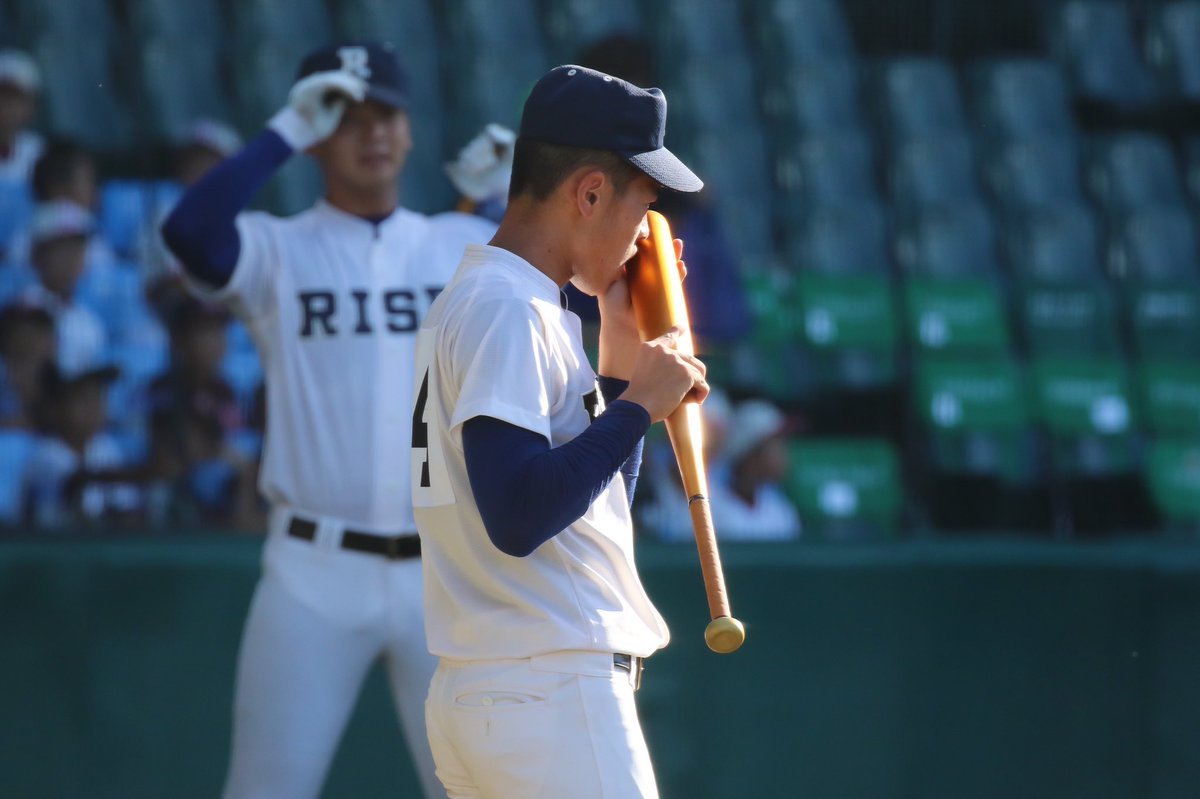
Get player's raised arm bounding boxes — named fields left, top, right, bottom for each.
left=160, top=70, right=365, bottom=287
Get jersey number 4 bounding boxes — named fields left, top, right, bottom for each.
left=411, top=330, right=455, bottom=507
left=412, top=370, right=431, bottom=488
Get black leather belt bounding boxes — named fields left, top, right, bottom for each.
left=613, top=653, right=644, bottom=691
left=287, top=516, right=421, bottom=560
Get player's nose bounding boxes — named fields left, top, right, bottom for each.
left=637, top=215, right=650, bottom=241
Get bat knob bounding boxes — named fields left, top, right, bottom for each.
left=704, top=616, right=746, bottom=654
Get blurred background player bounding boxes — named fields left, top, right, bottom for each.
left=161, top=41, right=494, bottom=799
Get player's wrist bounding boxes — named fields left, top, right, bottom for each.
left=267, top=107, right=318, bottom=152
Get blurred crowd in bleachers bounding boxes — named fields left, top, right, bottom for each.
left=1, top=0, right=1200, bottom=540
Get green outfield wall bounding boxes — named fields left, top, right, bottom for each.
left=3, top=536, right=1199, bottom=799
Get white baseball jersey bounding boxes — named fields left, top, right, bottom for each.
left=411, top=244, right=670, bottom=660
left=196, top=200, right=494, bottom=530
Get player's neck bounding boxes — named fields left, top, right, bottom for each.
left=323, top=184, right=398, bottom=220
left=490, top=202, right=573, bottom=287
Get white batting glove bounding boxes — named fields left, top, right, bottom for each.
left=446, top=123, right=516, bottom=202
left=268, top=71, right=367, bottom=151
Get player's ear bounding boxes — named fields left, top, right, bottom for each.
left=574, top=169, right=607, bottom=218
left=396, top=111, right=414, bottom=155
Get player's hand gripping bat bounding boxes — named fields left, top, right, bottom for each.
left=627, top=210, right=746, bottom=654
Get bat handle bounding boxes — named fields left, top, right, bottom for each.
left=689, top=496, right=746, bottom=654
left=688, top=496, right=730, bottom=619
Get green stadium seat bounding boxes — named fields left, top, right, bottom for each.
left=1145, top=1, right=1200, bottom=100
left=1031, top=358, right=1139, bottom=444
left=645, top=0, right=750, bottom=63
left=1004, top=204, right=1105, bottom=282
left=1087, top=133, right=1187, bottom=213
left=1032, top=355, right=1161, bottom=535
left=888, top=133, right=983, bottom=212
left=869, top=58, right=969, bottom=147
left=911, top=355, right=1048, bottom=530
left=1045, top=0, right=1163, bottom=106
left=1140, top=362, right=1200, bottom=436
left=896, top=202, right=1002, bottom=277
left=1029, top=357, right=1155, bottom=533
left=1145, top=439, right=1200, bottom=527
left=796, top=269, right=900, bottom=383
left=773, top=132, right=877, bottom=225
left=785, top=438, right=903, bottom=540
left=1109, top=206, right=1200, bottom=281
left=983, top=137, right=1086, bottom=210
left=741, top=268, right=806, bottom=402
left=788, top=201, right=892, bottom=274
left=760, top=60, right=865, bottom=142
left=1014, top=280, right=1122, bottom=358
left=747, top=0, right=855, bottom=71
left=903, top=276, right=1011, bottom=355
left=1125, top=282, right=1200, bottom=361
left=691, top=126, right=775, bottom=262
left=967, top=57, right=1076, bottom=141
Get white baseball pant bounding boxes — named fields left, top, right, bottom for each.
left=221, top=511, right=443, bottom=799
left=425, top=651, right=659, bottom=799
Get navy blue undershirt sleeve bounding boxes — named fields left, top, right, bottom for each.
left=462, top=384, right=650, bottom=558
left=598, top=376, right=644, bottom=501
left=160, top=130, right=294, bottom=288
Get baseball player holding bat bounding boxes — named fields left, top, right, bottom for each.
left=161, top=42, right=497, bottom=799
left=412, top=64, right=707, bottom=798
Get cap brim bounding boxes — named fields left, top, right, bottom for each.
left=364, top=85, right=408, bottom=110
left=624, top=147, right=703, bottom=193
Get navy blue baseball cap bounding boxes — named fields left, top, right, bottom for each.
left=296, top=41, right=409, bottom=110
left=519, top=65, right=703, bottom=193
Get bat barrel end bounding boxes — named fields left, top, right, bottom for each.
left=704, top=615, right=746, bottom=654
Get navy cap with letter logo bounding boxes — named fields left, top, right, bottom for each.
left=519, top=65, right=703, bottom=193
left=296, top=41, right=409, bottom=110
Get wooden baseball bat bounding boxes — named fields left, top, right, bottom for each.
left=626, top=210, right=745, bottom=654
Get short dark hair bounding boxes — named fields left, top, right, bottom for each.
left=508, top=139, right=643, bottom=202
left=31, top=140, right=93, bottom=201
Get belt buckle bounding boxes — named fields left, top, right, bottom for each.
left=614, top=654, right=643, bottom=691
left=385, top=536, right=401, bottom=559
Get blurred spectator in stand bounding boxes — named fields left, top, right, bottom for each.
left=31, top=139, right=116, bottom=269
left=140, top=296, right=260, bottom=529
left=21, top=201, right=109, bottom=374
left=0, top=304, right=55, bottom=429
left=23, top=361, right=142, bottom=529
left=0, top=49, right=43, bottom=264
left=708, top=399, right=801, bottom=541
left=638, top=386, right=733, bottom=541
left=571, top=34, right=752, bottom=355
left=147, top=297, right=241, bottom=435
left=142, top=405, right=260, bottom=530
